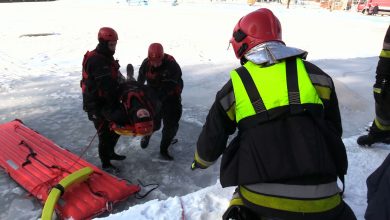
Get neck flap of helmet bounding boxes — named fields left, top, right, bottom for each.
left=244, top=41, right=308, bottom=66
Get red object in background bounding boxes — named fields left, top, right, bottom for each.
left=356, top=0, right=390, bottom=14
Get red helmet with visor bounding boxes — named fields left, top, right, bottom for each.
left=98, top=27, right=118, bottom=42
left=148, top=43, right=164, bottom=67
left=230, top=8, right=283, bottom=59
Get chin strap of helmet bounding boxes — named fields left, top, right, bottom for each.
left=237, top=43, right=248, bottom=58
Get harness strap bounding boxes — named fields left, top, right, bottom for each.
left=235, top=66, right=267, bottom=116
left=20, top=140, right=37, bottom=167
left=285, top=57, right=304, bottom=114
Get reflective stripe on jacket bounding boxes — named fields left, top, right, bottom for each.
left=240, top=185, right=341, bottom=213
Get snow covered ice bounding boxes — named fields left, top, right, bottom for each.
left=0, top=0, right=389, bottom=219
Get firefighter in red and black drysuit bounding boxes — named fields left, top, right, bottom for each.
left=191, top=9, right=357, bottom=220
left=81, top=27, right=127, bottom=173
left=357, top=25, right=390, bottom=146
left=137, top=43, right=183, bottom=160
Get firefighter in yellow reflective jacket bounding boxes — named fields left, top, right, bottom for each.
left=191, top=8, right=357, bottom=220
left=357, top=25, right=390, bottom=146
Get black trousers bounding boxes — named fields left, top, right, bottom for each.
left=92, top=118, right=120, bottom=166
left=373, top=82, right=390, bottom=130
left=153, top=96, right=182, bottom=152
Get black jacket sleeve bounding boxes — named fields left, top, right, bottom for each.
left=195, top=80, right=237, bottom=166
left=326, top=83, right=343, bottom=137
left=161, top=59, right=183, bottom=97
left=137, top=59, right=148, bottom=85
left=85, top=55, right=119, bottom=115
left=304, top=61, right=343, bottom=137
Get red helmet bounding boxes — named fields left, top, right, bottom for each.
left=230, top=8, right=283, bottom=59
left=148, top=43, right=164, bottom=65
left=98, top=27, right=118, bottom=42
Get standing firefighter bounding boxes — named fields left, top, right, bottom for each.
left=191, top=9, right=356, bottom=220
left=137, top=43, right=183, bottom=160
left=357, top=25, right=390, bottom=146
left=81, top=27, right=127, bottom=173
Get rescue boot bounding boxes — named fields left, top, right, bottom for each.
left=160, top=149, right=174, bottom=161
left=102, top=162, right=120, bottom=174
left=357, top=123, right=390, bottom=146
left=109, top=152, right=126, bottom=161
left=357, top=133, right=390, bottom=146
left=171, top=138, right=178, bottom=145
left=140, top=135, right=151, bottom=149
left=159, top=135, right=174, bottom=160
left=222, top=205, right=259, bottom=220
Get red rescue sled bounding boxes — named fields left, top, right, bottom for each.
left=0, top=119, right=140, bottom=219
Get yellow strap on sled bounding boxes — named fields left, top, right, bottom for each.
left=41, top=167, right=94, bottom=220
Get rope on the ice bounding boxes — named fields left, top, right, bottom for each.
left=133, top=179, right=159, bottom=199
left=28, top=175, right=64, bottom=198
left=67, top=123, right=103, bottom=170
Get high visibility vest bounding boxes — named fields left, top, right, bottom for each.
left=230, top=57, right=323, bottom=123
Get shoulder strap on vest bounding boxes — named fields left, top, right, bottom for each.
left=235, top=66, right=267, bottom=115
left=285, top=57, right=304, bottom=115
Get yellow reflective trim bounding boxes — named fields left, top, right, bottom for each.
left=380, top=50, right=390, bottom=58
left=194, top=150, right=212, bottom=167
left=374, top=118, right=390, bottom=131
left=314, top=85, right=331, bottom=100
left=226, top=104, right=236, bottom=121
left=373, top=87, right=382, bottom=94
left=240, top=186, right=341, bottom=213
left=229, top=197, right=244, bottom=207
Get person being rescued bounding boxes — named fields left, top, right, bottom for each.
left=111, top=64, right=158, bottom=138
left=81, top=27, right=156, bottom=174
